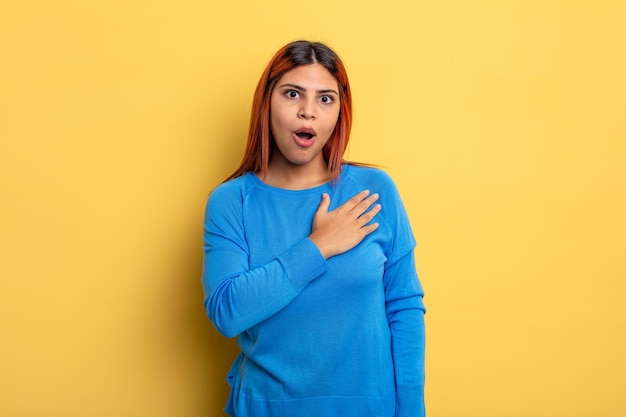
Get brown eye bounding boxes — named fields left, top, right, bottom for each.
left=286, top=90, right=299, bottom=99
left=320, top=95, right=334, bottom=104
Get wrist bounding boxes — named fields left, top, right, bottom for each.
left=308, top=235, right=331, bottom=260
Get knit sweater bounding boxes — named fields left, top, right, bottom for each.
left=202, top=164, right=426, bottom=417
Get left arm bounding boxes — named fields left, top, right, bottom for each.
left=378, top=172, right=426, bottom=417
left=384, top=250, right=426, bottom=417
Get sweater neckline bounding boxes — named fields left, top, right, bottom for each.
left=246, top=165, right=349, bottom=195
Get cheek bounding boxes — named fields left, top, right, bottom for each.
left=269, top=110, right=283, bottom=138
left=270, top=103, right=289, bottom=129
left=269, top=95, right=283, bottom=130
left=323, top=111, right=341, bottom=135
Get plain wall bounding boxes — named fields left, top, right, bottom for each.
left=1, top=1, right=625, bottom=416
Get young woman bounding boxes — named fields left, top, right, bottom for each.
left=202, top=40, right=426, bottom=417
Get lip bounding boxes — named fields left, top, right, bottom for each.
left=293, top=127, right=317, bottom=148
left=295, top=127, right=317, bottom=136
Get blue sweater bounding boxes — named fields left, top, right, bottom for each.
left=202, top=165, right=426, bottom=417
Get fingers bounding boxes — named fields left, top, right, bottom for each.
left=336, top=190, right=381, bottom=221
left=359, top=193, right=380, bottom=213
left=341, top=190, right=377, bottom=211
left=343, top=189, right=371, bottom=210
left=351, top=192, right=379, bottom=222
left=316, top=193, right=331, bottom=214
left=310, top=190, right=382, bottom=259
left=358, top=201, right=382, bottom=225
left=360, top=221, right=380, bottom=235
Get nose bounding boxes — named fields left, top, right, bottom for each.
left=298, top=98, right=316, bottom=120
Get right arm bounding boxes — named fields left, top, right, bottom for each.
left=201, top=186, right=380, bottom=338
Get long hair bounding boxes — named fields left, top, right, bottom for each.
left=225, top=40, right=352, bottom=182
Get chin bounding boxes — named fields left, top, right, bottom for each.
left=286, top=158, right=314, bottom=166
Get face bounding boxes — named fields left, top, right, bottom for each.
left=269, top=63, right=341, bottom=170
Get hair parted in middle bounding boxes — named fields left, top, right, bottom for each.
left=226, top=40, right=352, bottom=182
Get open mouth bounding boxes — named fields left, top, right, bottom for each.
left=295, top=131, right=314, bottom=140
left=294, top=127, right=316, bottom=141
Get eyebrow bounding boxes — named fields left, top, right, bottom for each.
left=278, top=83, right=339, bottom=95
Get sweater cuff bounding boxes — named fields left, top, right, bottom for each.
left=277, top=238, right=328, bottom=292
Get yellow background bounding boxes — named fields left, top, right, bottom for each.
left=1, top=0, right=625, bottom=416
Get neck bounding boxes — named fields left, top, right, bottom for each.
left=261, top=157, right=331, bottom=190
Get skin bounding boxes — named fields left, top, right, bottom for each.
left=264, top=63, right=381, bottom=259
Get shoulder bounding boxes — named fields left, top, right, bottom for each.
left=205, top=174, right=255, bottom=216
left=344, top=163, right=410, bottom=223
left=342, top=164, right=400, bottom=197
left=209, top=174, right=251, bottom=199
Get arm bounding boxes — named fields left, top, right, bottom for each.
left=384, top=251, right=426, bottom=417
left=377, top=172, right=426, bottom=417
left=201, top=187, right=328, bottom=338
left=201, top=185, right=381, bottom=338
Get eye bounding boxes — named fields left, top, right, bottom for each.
left=319, top=95, right=334, bottom=104
left=285, top=90, right=300, bottom=99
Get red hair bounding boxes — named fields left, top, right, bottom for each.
left=225, top=40, right=352, bottom=182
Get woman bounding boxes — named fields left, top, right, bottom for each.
left=202, top=40, right=426, bottom=417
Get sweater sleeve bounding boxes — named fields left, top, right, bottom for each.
left=384, top=251, right=426, bottom=417
left=380, top=175, right=426, bottom=417
left=201, top=184, right=328, bottom=338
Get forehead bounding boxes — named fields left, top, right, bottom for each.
left=276, top=64, right=339, bottom=91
